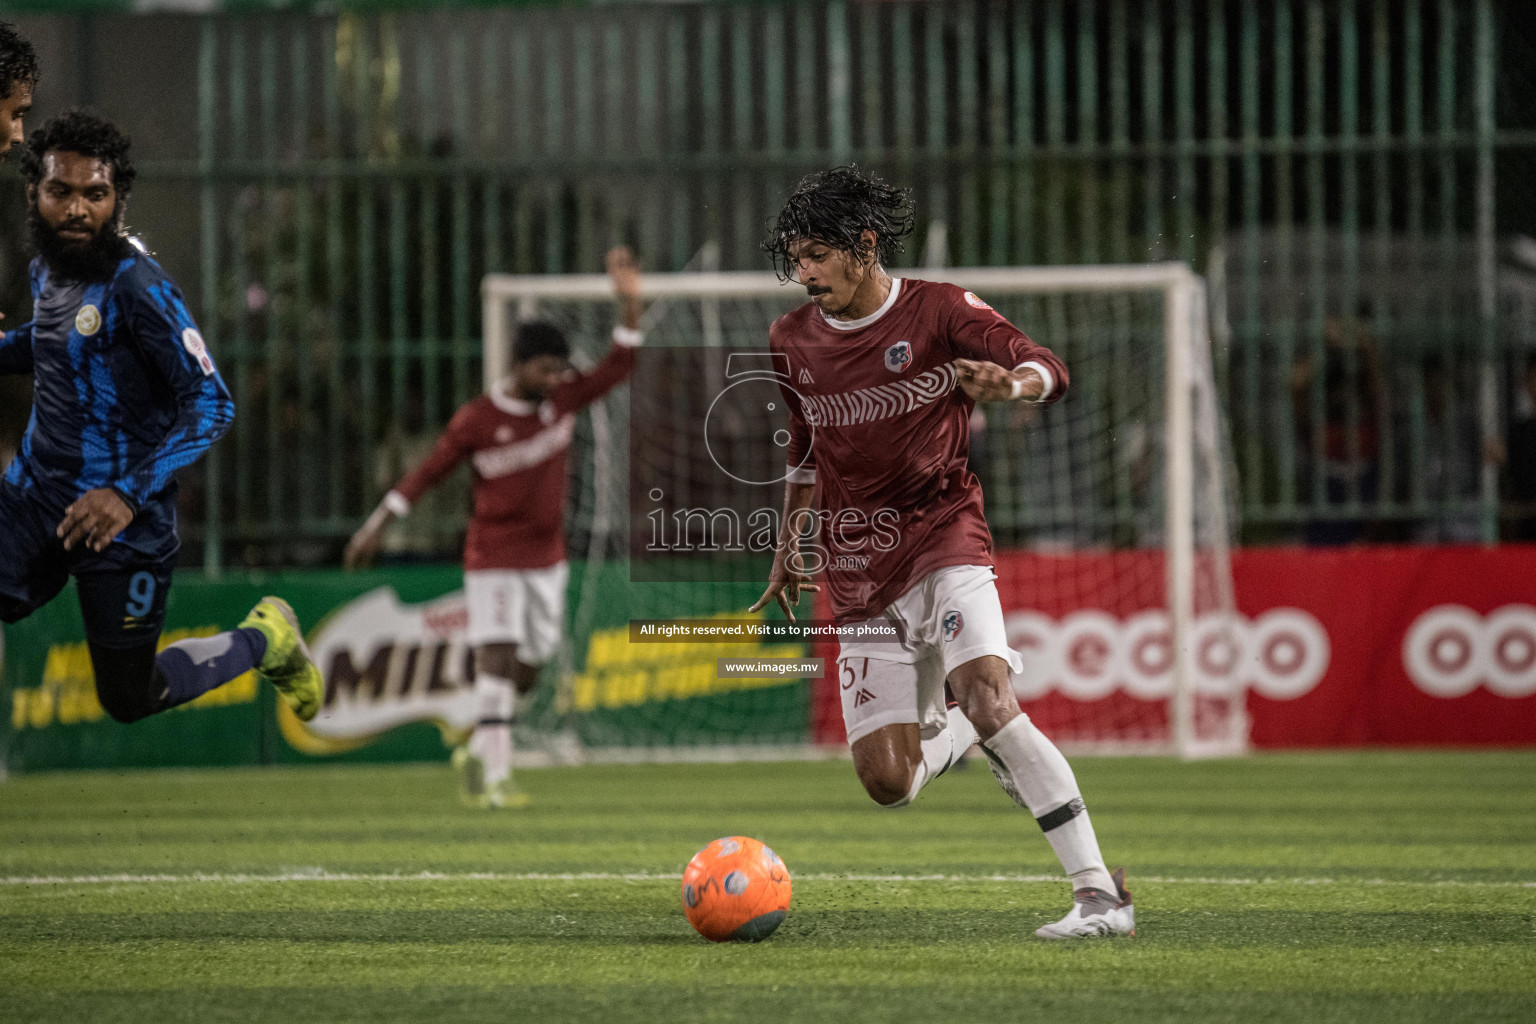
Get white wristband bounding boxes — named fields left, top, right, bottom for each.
left=1014, top=360, right=1055, bottom=401
left=613, top=325, right=645, bottom=348
left=1009, top=376, right=1024, bottom=400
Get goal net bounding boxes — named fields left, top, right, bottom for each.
left=482, top=263, right=1246, bottom=760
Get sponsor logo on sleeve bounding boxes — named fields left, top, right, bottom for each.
left=963, top=291, right=993, bottom=311
left=181, top=328, right=216, bottom=376
left=942, top=610, right=965, bottom=642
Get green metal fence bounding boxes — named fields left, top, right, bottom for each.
left=19, top=0, right=1536, bottom=564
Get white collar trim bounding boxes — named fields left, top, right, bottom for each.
left=820, top=277, right=902, bottom=331
left=490, top=382, right=537, bottom=416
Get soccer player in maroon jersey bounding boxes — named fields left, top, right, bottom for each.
left=752, top=168, right=1134, bottom=938
left=344, top=247, right=644, bottom=808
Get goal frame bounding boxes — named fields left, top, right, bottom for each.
left=482, top=262, right=1244, bottom=759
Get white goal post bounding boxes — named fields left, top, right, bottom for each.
left=483, top=263, right=1246, bottom=759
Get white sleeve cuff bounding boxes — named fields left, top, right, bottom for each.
left=785, top=464, right=817, bottom=485
left=1013, top=360, right=1055, bottom=402
left=613, top=325, right=645, bottom=348
left=383, top=490, right=412, bottom=516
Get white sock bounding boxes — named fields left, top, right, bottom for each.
left=885, top=709, right=980, bottom=808
left=929, top=708, right=979, bottom=782
left=981, top=714, right=1116, bottom=894
left=469, top=674, right=515, bottom=788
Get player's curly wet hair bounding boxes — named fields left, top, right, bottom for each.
left=0, top=22, right=39, bottom=101
left=512, top=320, right=570, bottom=363
left=762, top=166, right=916, bottom=281
left=21, top=110, right=137, bottom=203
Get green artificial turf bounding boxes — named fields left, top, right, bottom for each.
left=1, top=751, right=1533, bottom=1023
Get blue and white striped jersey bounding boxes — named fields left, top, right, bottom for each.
left=0, top=240, right=234, bottom=559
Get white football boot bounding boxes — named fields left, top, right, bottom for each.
left=1035, top=867, right=1135, bottom=939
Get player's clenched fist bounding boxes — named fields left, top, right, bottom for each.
left=606, top=246, right=642, bottom=330
left=954, top=358, right=1044, bottom=403
left=343, top=522, right=383, bottom=570
left=606, top=245, right=639, bottom=297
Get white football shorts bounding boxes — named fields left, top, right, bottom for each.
left=835, top=564, right=1024, bottom=746
left=463, top=562, right=570, bottom=665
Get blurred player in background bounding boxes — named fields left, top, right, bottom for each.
left=345, top=247, right=644, bottom=808
left=0, top=22, right=37, bottom=161
left=0, top=112, right=323, bottom=728
left=753, top=167, right=1134, bottom=939
left=0, top=22, right=38, bottom=453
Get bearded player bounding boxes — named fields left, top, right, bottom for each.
left=345, top=247, right=643, bottom=808
left=751, top=167, right=1133, bottom=939
left=0, top=112, right=322, bottom=728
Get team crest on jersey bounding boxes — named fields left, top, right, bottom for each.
left=884, top=340, right=913, bottom=373
left=942, top=610, right=964, bottom=642
left=75, top=304, right=101, bottom=336
left=963, top=291, right=993, bottom=311
left=181, top=328, right=216, bottom=376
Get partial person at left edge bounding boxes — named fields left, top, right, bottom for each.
left=0, top=109, right=325, bottom=726
left=0, top=22, right=35, bottom=161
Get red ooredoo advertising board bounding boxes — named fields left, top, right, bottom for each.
left=813, top=546, right=1536, bottom=748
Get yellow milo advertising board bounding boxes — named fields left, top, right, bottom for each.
left=0, top=563, right=810, bottom=773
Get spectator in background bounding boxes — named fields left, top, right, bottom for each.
left=1292, top=312, right=1384, bottom=545
left=1501, top=353, right=1536, bottom=540
left=1410, top=353, right=1484, bottom=544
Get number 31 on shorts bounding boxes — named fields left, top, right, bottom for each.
left=840, top=658, right=869, bottom=689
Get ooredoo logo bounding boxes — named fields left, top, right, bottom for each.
left=1004, top=607, right=1329, bottom=702
left=1402, top=605, right=1536, bottom=698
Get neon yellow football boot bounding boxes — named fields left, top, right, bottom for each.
left=452, top=745, right=531, bottom=809
left=452, top=745, right=487, bottom=807
left=239, top=596, right=325, bottom=721
left=486, top=780, right=532, bottom=810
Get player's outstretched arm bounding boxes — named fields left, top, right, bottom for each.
left=347, top=405, right=476, bottom=569
left=554, top=246, right=646, bottom=413
left=749, top=481, right=821, bottom=623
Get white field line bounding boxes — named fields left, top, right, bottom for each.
left=1, top=870, right=1533, bottom=889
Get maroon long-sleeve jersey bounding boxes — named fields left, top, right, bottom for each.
left=388, top=341, right=637, bottom=571
left=769, top=278, right=1069, bottom=622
